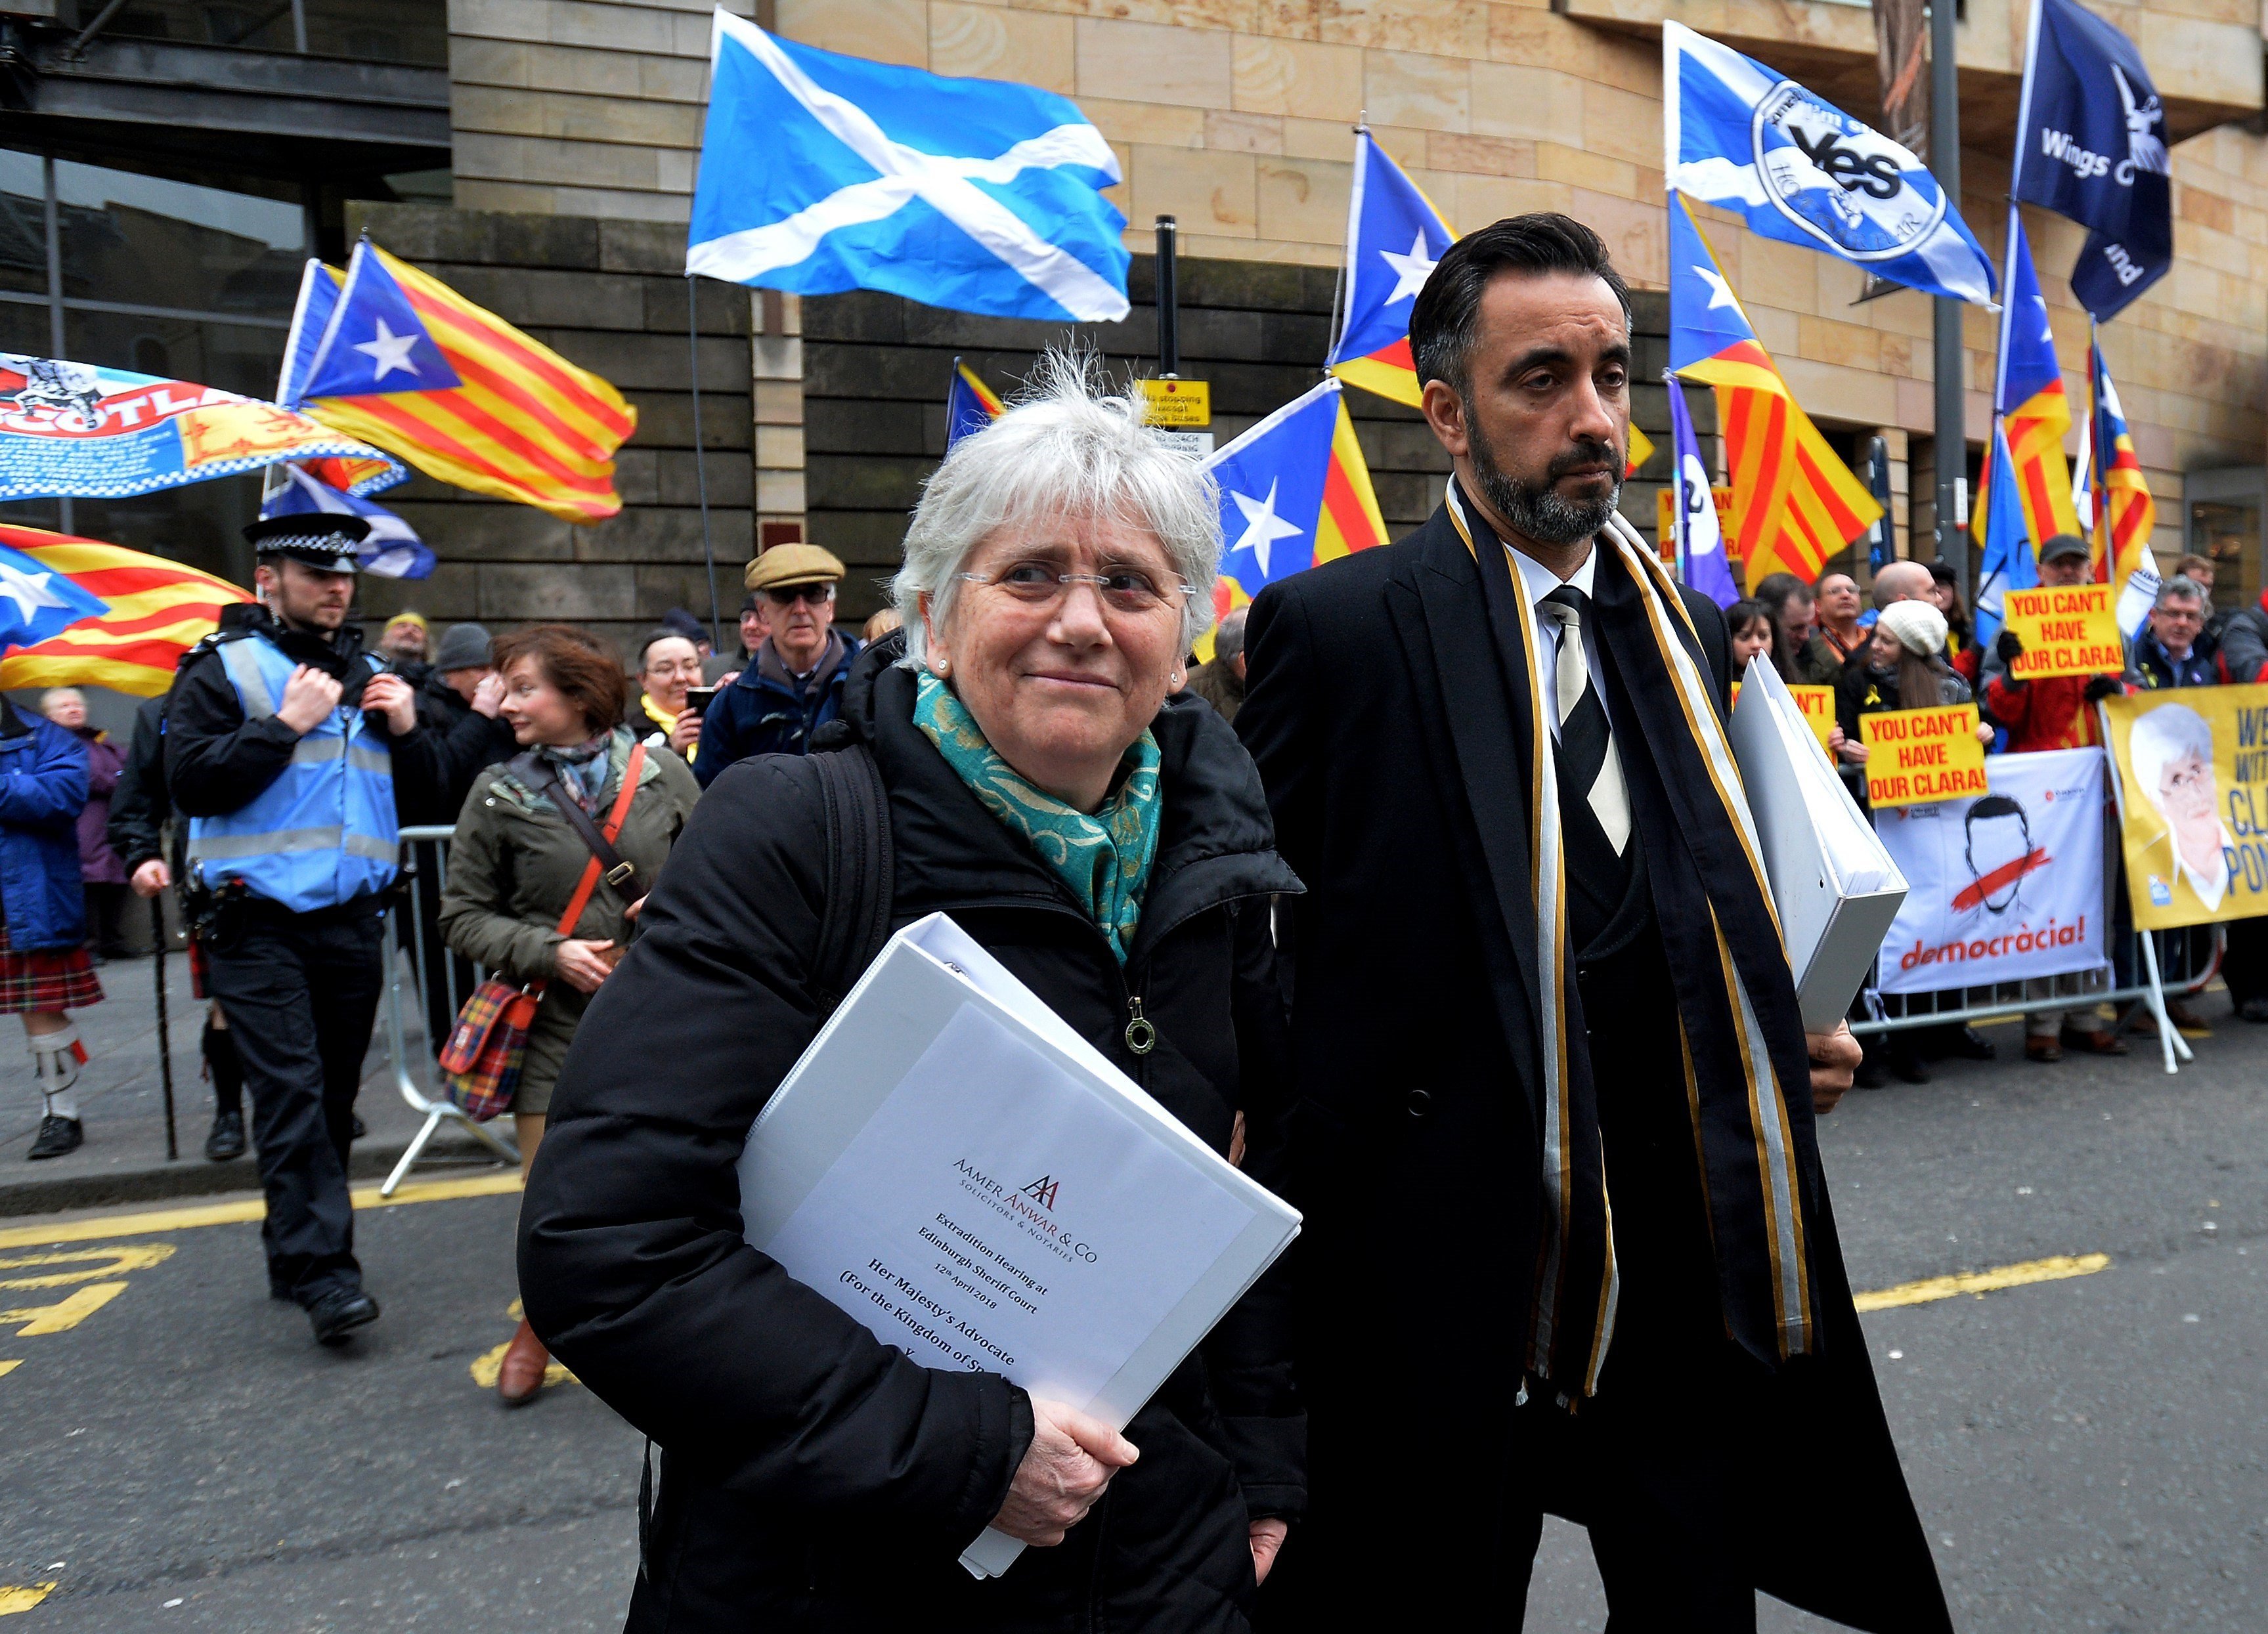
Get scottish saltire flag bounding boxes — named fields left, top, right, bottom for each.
left=945, top=358, right=1005, bottom=450
left=1973, top=209, right=2080, bottom=556
left=1666, top=377, right=1736, bottom=608
left=1668, top=194, right=1879, bottom=591
left=285, top=241, right=462, bottom=404
left=2013, top=0, right=2170, bottom=320
left=264, top=462, right=436, bottom=580
left=1974, top=420, right=2038, bottom=649
left=2085, top=342, right=2154, bottom=594
left=1202, top=378, right=1385, bottom=614
left=1664, top=22, right=1995, bottom=306
left=1324, top=130, right=1455, bottom=408
left=687, top=11, right=1128, bottom=323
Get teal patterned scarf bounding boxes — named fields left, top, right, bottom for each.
left=913, top=670, right=1162, bottom=964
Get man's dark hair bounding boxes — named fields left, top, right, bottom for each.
left=1408, top=213, right=1634, bottom=397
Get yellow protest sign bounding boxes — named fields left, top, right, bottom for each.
left=1788, top=684, right=1837, bottom=758
left=1655, top=485, right=1741, bottom=553
left=2102, top=687, right=2268, bottom=929
left=1137, top=378, right=1210, bottom=427
left=2002, top=583, right=2124, bottom=680
left=1860, top=704, right=1988, bottom=807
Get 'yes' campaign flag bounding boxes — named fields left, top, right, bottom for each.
left=1665, top=377, right=1735, bottom=609
left=1663, top=22, right=1995, bottom=306
left=2012, top=0, right=2170, bottom=321
left=687, top=9, right=1128, bottom=323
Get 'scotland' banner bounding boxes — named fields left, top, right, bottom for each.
left=2102, top=686, right=2268, bottom=930
left=1873, top=747, right=2108, bottom=995
left=0, top=356, right=394, bottom=502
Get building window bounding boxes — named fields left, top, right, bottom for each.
left=0, top=149, right=305, bottom=584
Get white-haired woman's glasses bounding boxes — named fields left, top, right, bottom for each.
left=956, top=561, right=1199, bottom=616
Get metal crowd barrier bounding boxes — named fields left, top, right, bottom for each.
left=378, top=824, right=520, bottom=1194
left=1848, top=924, right=2223, bottom=1076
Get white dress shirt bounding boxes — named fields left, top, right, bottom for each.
left=1508, top=542, right=1602, bottom=739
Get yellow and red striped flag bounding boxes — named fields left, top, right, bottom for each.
left=1313, top=399, right=1389, bottom=567
left=295, top=245, right=636, bottom=523
left=2083, top=341, right=2153, bottom=587
left=1667, top=197, right=1878, bottom=591
left=0, top=527, right=253, bottom=697
left=1972, top=212, right=2080, bottom=556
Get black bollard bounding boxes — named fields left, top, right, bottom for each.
left=152, top=894, right=176, bottom=1161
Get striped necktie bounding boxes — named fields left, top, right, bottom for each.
left=1538, top=586, right=1631, bottom=855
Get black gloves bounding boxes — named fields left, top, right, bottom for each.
left=2083, top=675, right=2123, bottom=703
left=1995, top=628, right=2024, bottom=665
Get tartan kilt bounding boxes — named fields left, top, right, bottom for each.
left=0, top=927, right=103, bottom=1012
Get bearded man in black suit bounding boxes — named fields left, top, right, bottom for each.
left=1237, top=215, right=1951, bottom=1631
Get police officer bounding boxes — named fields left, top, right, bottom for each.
left=165, top=514, right=445, bottom=1345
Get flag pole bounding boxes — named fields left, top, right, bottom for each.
left=686, top=273, right=724, bottom=653
left=152, top=896, right=176, bottom=1161
left=1928, top=0, right=1966, bottom=605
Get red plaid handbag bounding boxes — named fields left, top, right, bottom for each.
left=440, top=744, right=647, bottom=1120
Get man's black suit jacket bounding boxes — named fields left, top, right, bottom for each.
left=1236, top=504, right=1952, bottom=1631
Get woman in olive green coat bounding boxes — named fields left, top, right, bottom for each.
left=439, top=623, right=701, bottom=1403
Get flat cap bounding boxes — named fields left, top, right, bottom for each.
left=2039, top=532, right=2091, bottom=563
left=745, top=543, right=845, bottom=593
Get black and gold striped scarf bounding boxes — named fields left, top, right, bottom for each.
left=1446, top=482, right=1828, bottom=1399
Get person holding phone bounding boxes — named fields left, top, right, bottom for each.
left=630, top=630, right=707, bottom=763
left=693, top=545, right=861, bottom=786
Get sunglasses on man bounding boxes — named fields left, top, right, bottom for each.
left=764, top=583, right=836, bottom=608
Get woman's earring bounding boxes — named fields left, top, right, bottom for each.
left=934, top=658, right=950, bottom=676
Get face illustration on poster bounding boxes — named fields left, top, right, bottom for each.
left=1961, top=796, right=2038, bottom=915
left=2129, top=703, right=2233, bottom=912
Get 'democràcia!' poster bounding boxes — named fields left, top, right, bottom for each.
left=1871, top=747, right=2108, bottom=995
left=2102, top=687, right=2268, bottom=930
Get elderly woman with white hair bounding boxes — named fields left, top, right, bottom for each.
left=519, top=357, right=1303, bottom=1633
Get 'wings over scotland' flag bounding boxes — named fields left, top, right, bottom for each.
left=1664, top=21, right=1995, bottom=306
left=2012, top=0, right=2170, bottom=321
left=1324, top=129, right=1456, bottom=408
left=687, top=10, right=1129, bottom=324
left=944, top=358, right=1006, bottom=450
left=1202, top=378, right=1387, bottom=621
left=264, top=462, right=436, bottom=580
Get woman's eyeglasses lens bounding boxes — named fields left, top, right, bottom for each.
left=961, top=563, right=1190, bottom=613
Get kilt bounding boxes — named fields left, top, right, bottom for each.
left=0, top=927, right=104, bottom=1013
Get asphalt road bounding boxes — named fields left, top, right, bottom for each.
left=3, top=1008, right=2263, bottom=1631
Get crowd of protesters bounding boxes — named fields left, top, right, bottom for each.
left=1735, top=543, right=2264, bottom=1086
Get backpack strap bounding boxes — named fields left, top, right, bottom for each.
left=809, top=742, right=894, bottom=1018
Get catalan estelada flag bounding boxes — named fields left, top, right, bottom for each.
left=1973, top=210, right=2079, bottom=555
left=2083, top=341, right=2153, bottom=588
left=282, top=242, right=636, bottom=523
left=1624, top=425, right=1655, bottom=479
left=1197, top=378, right=1386, bottom=657
left=1325, top=131, right=1454, bottom=408
left=0, top=527, right=253, bottom=697
left=945, top=358, right=1005, bottom=450
left=1667, top=195, right=1879, bottom=591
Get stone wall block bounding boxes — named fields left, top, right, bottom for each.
left=481, top=562, right=636, bottom=622
left=578, top=505, right=753, bottom=563
left=776, top=0, right=928, bottom=65
left=644, top=276, right=754, bottom=337
left=357, top=563, right=479, bottom=622
left=1231, top=33, right=1364, bottom=119
left=930, top=0, right=1076, bottom=91
left=1075, top=16, right=1234, bottom=106
left=655, top=448, right=755, bottom=508
left=395, top=502, right=578, bottom=561
left=523, top=329, right=747, bottom=392
left=624, top=390, right=756, bottom=448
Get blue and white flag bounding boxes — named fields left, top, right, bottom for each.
left=1202, top=379, right=1340, bottom=604
left=1663, top=21, right=1995, bottom=307
left=1666, top=376, right=1735, bottom=609
left=263, top=463, right=435, bottom=580
left=687, top=9, right=1129, bottom=323
left=2011, top=0, right=2170, bottom=322
left=280, top=242, right=462, bottom=406
left=1973, top=421, right=2038, bottom=649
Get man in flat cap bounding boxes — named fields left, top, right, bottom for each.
left=166, top=514, right=449, bottom=1346
left=695, top=544, right=860, bottom=786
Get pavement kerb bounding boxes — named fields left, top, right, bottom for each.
left=0, top=1131, right=501, bottom=1220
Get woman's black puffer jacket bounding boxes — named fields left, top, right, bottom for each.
left=519, top=652, right=1305, bottom=1633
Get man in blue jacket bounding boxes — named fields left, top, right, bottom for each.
left=167, top=515, right=445, bottom=1345
left=694, top=545, right=859, bottom=787
left=1, top=697, right=94, bottom=1159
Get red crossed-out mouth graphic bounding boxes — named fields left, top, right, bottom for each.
left=1952, top=847, right=2052, bottom=912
